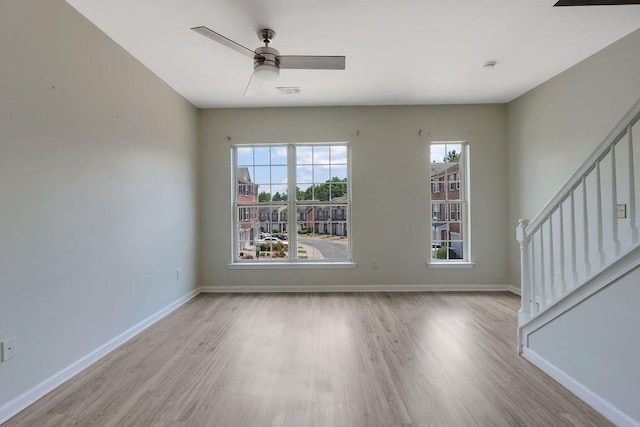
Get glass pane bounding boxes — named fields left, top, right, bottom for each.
left=326, top=239, right=349, bottom=261
left=297, top=147, right=313, bottom=165
left=237, top=166, right=254, bottom=184
left=443, top=144, right=462, bottom=163
left=430, top=145, right=447, bottom=164
left=431, top=203, right=446, bottom=222
left=326, top=221, right=349, bottom=261
left=237, top=178, right=258, bottom=202
left=271, top=184, right=287, bottom=202
left=313, top=184, right=330, bottom=201
left=449, top=242, right=463, bottom=259
left=330, top=205, right=348, bottom=221
left=296, top=205, right=315, bottom=259
left=254, top=166, right=270, bottom=184
left=431, top=241, right=445, bottom=259
left=330, top=184, right=348, bottom=200
left=254, top=147, right=270, bottom=165
left=331, top=165, right=348, bottom=180
left=297, top=166, right=313, bottom=184
left=449, top=222, right=463, bottom=239
left=313, top=165, right=331, bottom=183
left=430, top=162, right=444, bottom=179
left=331, top=146, right=347, bottom=164
left=446, top=203, right=462, bottom=221
left=237, top=242, right=257, bottom=260
left=296, top=184, right=313, bottom=201
left=313, top=146, right=330, bottom=164
left=297, top=206, right=312, bottom=227
left=271, top=166, right=287, bottom=184
left=314, top=206, right=330, bottom=225
left=237, top=147, right=253, bottom=166
left=257, top=186, right=271, bottom=202
left=271, top=146, right=287, bottom=165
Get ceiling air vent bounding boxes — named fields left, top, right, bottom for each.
left=277, top=87, right=302, bottom=95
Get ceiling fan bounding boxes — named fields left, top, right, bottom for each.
left=191, top=26, right=346, bottom=96
left=554, top=0, right=640, bottom=6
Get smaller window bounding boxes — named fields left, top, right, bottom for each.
left=429, top=142, right=469, bottom=263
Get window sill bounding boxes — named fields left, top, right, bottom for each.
left=427, top=261, right=475, bottom=269
left=228, top=262, right=357, bottom=270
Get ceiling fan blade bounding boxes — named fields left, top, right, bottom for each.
left=243, top=72, right=264, bottom=97
left=278, top=56, right=346, bottom=70
left=554, top=0, right=640, bottom=5
left=191, top=26, right=263, bottom=59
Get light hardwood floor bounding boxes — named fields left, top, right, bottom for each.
left=6, top=292, right=611, bottom=426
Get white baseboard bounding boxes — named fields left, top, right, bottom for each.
left=507, top=285, right=521, bottom=296
left=0, top=288, right=200, bottom=425
left=522, top=348, right=638, bottom=427
left=200, top=284, right=514, bottom=293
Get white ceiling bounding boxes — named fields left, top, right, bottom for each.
left=66, top=0, right=640, bottom=109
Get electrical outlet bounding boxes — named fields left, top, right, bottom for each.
left=617, top=204, right=627, bottom=219
left=371, top=259, right=378, bottom=270
left=1, top=338, right=16, bottom=362
left=176, top=270, right=181, bottom=281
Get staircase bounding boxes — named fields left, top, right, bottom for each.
left=516, top=98, right=640, bottom=350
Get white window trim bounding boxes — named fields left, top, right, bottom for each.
left=427, top=261, right=475, bottom=269
left=228, top=261, right=356, bottom=270
left=428, top=141, right=472, bottom=267
left=231, top=143, right=352, bottom=267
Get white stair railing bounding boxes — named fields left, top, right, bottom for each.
left=517, top=99, right=640, bottom=333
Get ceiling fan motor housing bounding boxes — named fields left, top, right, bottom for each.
left=254, top=46, right=280, bottom=80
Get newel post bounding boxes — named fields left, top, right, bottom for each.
left=516, top=219, right=530, bottom=352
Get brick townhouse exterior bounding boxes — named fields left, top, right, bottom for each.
left=430, top=162, right=463, bottom=257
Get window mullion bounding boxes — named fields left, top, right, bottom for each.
left=287, top=144, right=297, bottom=261
left=232, top=148, right=237, bottom=262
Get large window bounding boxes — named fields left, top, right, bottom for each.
left=429, top=142, right=469, bottom=262
left=233, top=144, right=351, bottom=264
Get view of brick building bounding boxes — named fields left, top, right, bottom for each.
left=430, top=162, right=463, bottom=258
left=237, top=167, right=259, bottom=242
left=297, top=196, right=348, bottom=236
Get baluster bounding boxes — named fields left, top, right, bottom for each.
left=570, top=190, right=578, bottom=289
left=611, top=143, right=621, bottom=257
left=596, top=161, right=605, bottom=267
left=629, top=125, right=638, bottom=244
left=530, top=233, right=537, bottom=315
left=558, top=202, right=567, bottom=297
left=516, top=219, right=530, bottom=324
left=539, top=226, right=546, bottom=310
left=548, top=213, right=556, bottom=302
left=582, top=176, right=591, bottom=279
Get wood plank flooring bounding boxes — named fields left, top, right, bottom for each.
left=5, top=292, right=611, bottom=426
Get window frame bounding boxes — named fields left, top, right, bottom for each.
left=428, top=141, right=473, bottom=267
left=230, top=143, right=354, bottom=268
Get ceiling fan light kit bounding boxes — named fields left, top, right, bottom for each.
left=253, top=44, right=280, bottom=81
left=254, top=63, right=280, bottom=81
left=191, top=26, right=346, bottom=96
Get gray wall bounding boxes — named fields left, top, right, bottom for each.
left=0, top=0, right=199, bottom=407
left=529, top=266, right=640, bottom=422
left=199, top=105, right=509, bottom=288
